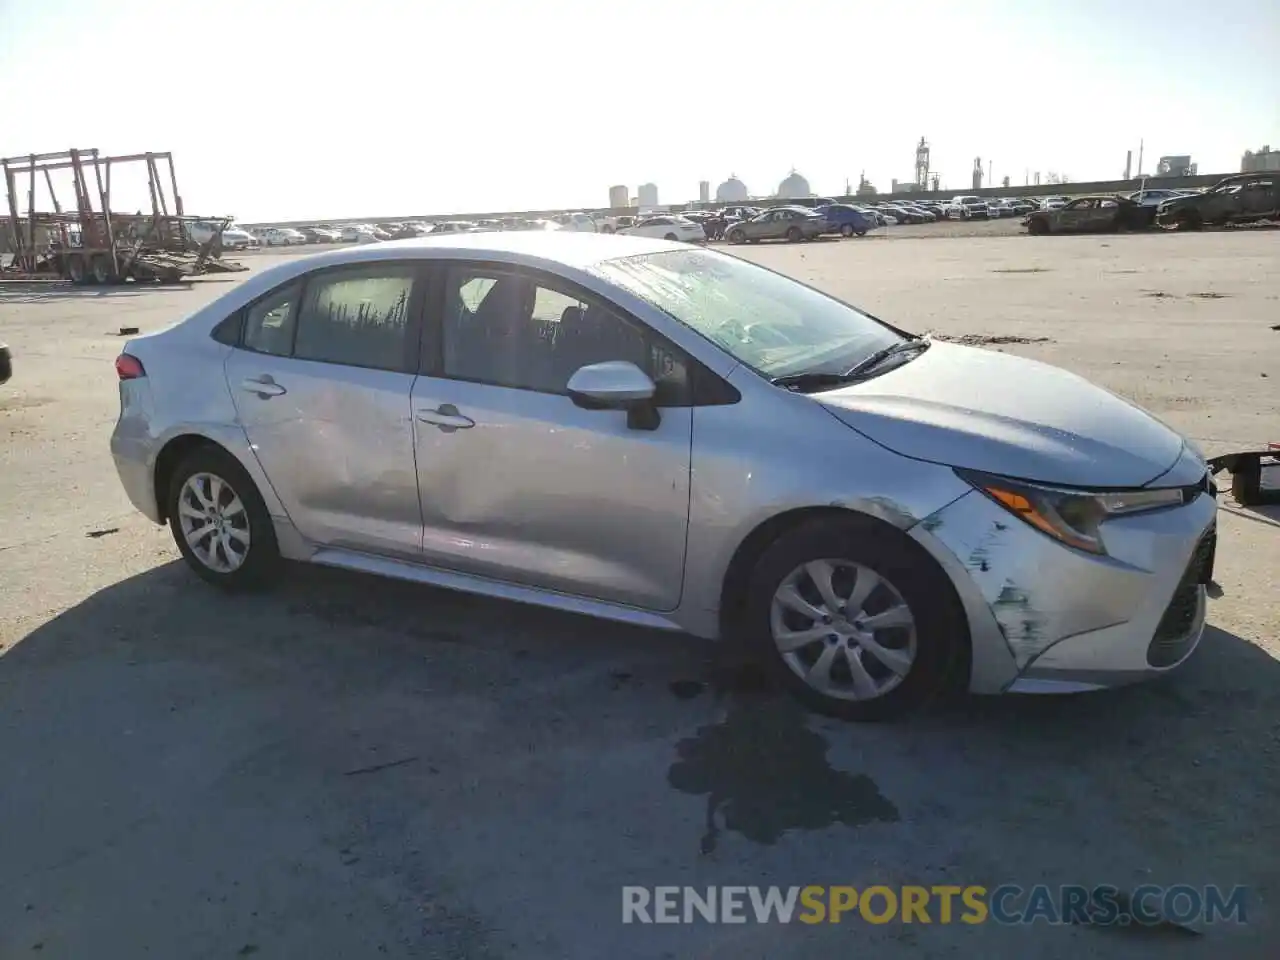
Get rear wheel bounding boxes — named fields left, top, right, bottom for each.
left=1177, top=210, right=1203, bottom=231
left=786, top=226, right=802, bottom=242
left=167, top=446, right=280, bottom=590
left=728, top=228, right=746, bottom=245
left=840, top=223, right=854, bottom=238
left=91, top=254, right=117, bottom=284
left=664, top=232, right=678, bottom=241
left=1027, top=217, right=1049, bottom=236
left=741, top=516, right=965, bottom=721
left=66, top=254, right=88, bottom=284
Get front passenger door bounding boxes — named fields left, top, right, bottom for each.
left=409, top=265, right=693, bottom=610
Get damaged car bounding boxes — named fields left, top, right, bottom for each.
left=1155, top=173, right=1280, bottom=230
left=1024, top=195, right=1157, bottom=235
left=110, top=234, right=1218, bottom=721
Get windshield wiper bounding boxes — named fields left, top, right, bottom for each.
left=843, top=337, right=931, bottom=378
left=770, top=337, right=931, bottom=393
left=770, top=371, right=857, bottom=392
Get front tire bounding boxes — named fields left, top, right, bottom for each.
left=167, top=446, right=280, bottom=590
left=664, top=232, right=678, bottom=241
left=786, top=226, right=802, bottom=242
left=840, top=223, right=854, bottom=237
left=728, top=228, right=746, bottom=244
left=741, top=516, right=965, bottom=721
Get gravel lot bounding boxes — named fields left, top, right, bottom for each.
left=1, top=228, right=1278, bottom=959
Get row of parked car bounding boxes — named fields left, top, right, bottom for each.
left=227, top=184, right=1239, bottom=254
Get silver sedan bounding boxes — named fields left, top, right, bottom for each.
left=110, top=233, right=1218, bottom=720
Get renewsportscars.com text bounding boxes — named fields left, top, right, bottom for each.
left=622, top=884, right=1247, bottom=926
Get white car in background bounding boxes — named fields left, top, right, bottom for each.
left=186, top=221, right=257, bottom=251
left=1039, top=196, right=1070, bottom=210
left=618, top=215, right=706, bottom=243
left=553, top=212, right=599, bottom=233
left=950, top=196, right=990, bottom=220
left=430, top=221, right=481, bottom=234
left=339, top=225, right=383, bottom=243
left=260, top=227, right=307, bottom=246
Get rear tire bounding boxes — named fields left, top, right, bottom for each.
left=91, top=254, right=116, bottom=284
left=728, top=228, right=746, bottom=245
left=840, top=224, right=854, bottom=237
left=1027, top=217, right=1049, bottom=236
left=167, top=446, right=280, bottom=590
left=1177, top=210, right=1203, bottom=231
left=786, top=226, right=802, bottom=242
left=741, top=515, right=965, bottom=721
left=66, top=254, right=89, bottom=284
left=664, top=232, right=678, bottom=241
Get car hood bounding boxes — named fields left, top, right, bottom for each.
left=814, top=342, right=1186, bottom=488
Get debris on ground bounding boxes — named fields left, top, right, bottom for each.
left=343, top=756, right=418, bottom=777
left=928, top=333, right=1054, bottom=346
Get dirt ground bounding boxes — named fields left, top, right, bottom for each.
left=1, top=229, right=1278, bottom=959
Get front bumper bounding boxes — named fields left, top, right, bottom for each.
left=914, top=486, right=1218, bottom=694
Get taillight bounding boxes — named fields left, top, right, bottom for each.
left=115, top=354, right=146, bottom=380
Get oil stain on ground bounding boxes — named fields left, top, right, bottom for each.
left=667, top=663, right=900, bottom=855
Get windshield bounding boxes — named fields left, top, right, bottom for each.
left=590, top=249, right=901, bottom=379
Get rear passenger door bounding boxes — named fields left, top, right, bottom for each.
left=224, top=262, right=427, bottom=559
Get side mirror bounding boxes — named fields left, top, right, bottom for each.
left=566, top=361, right=660, bottom=430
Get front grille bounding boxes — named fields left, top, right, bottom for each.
left=1147, top=528, right=1216, bottom=667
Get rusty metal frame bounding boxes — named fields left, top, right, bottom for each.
left=2, top=148, right=207, bottom=276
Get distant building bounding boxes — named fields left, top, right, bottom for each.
left=1242, top=146, right=1280, bottom=172
left=715, top=175, right=749, bottom=203
left=1157, top=155, right=1196, bottom=176
left=608, top=185, right=629, bottom=208
left=891, top=179, right=920, bottom=193
left=698, top=181, right=710, bottom=203
left=637, top=183, right=659, bottom=208
left=777, top=170, right=811, bottom=198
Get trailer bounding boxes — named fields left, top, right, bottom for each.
left=1, top=148, right=247, bottom=284
left=1209, top=444, right=1280, bottom=507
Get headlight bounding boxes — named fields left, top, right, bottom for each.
left=956, top=469, right=1185, bottom=555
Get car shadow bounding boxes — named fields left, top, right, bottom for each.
left=3, top=561, right=1278, bottom=953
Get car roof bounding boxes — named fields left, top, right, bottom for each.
left=226, top=231, right=679, bottom=298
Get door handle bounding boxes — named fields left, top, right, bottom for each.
left=241, top=375, right=287, bottom=399
left=416, top=403, right=475, bottom=432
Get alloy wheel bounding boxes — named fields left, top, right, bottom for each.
left=769, top=559, right=917, bottom=701
left=177, top=472, right=252, bottom=573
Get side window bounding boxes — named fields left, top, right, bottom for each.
left=440, top=268, right=689, bottom=403
left=243, top=282, right=300, bottom=356
left=293, top=265, right=416, bottom=371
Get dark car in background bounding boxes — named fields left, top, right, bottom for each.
left=1156, top=173, right=1280, bottom=229
left=726, top=207, right=828, bottom=243
left=815, top=203, right=877, bottom=237
left=1025, top=195, right=1156, bottom=234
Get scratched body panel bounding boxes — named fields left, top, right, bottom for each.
left=918, top=489, right=1217, bottom=686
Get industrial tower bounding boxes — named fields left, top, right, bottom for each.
left=914, top=137, right=930, bottom=190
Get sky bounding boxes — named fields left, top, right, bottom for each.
left=1, top=0, right=1277, bottom=222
